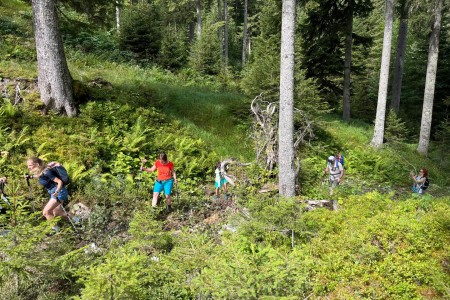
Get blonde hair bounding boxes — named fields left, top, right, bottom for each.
left=27, top=157, right=47, bottom=176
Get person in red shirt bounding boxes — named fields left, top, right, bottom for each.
left=141, top=152, right=177, bottom=211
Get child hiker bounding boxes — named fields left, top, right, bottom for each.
left=140, top=152, right=177, bottom=212
left=214, top=162, right=228, bottom=199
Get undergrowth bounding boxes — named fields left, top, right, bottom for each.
left=0, top=2, right=449, bottom=299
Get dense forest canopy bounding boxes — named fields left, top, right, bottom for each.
left=0, top=0, right=449, bottom=299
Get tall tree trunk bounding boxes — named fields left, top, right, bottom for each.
left=242, top=0, right=248, bottom=67
left=196, top=0, right=202, bottom=39
left=418, top=0, right=442, bottom=155
left=115, top=0, right=120, bottom=34
left=370, top=0, right=394, bottom=148
left=342, top=0, right=353, bottom=121
left=278, top=0, right=296, bottom=197
left=218, top=0, right=224, bottom=63
left=391, top=18, right=408, bottom=112
left=224, top=0, right=229, bottom=67
left=32, top=0, right=76, bottom=117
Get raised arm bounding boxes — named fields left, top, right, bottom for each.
left=140, top=159, right=157, bottom=172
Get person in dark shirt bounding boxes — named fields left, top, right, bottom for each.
left=26, top=157, right=68, bottom=231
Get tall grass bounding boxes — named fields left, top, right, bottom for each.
left=153, top=84, right=253, bottom=159
left=68, top=51, right=253, bottom=160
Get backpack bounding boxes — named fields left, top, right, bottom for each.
left=48, top=162, right=70, bottom=185
left=327, top=160, right=341, bottom=174
left=422, top=177, right=430, bottom=190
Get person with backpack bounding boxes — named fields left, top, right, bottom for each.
left=410, top=168, right=429, bottom=194
left=140, top=152, right=177, bottom=212
left=25, top=157, right=69, bottom=231
left=323, top=155, right=344, bottom=195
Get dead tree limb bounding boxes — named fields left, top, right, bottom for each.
left=250, top=94, right=315, bottom=176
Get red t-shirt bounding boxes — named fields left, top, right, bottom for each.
left=154, top=160, right=174, bottom=180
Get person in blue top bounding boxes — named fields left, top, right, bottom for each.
left=26, top=157, right=69, bottom=231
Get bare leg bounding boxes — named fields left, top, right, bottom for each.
left=166, top=194, right=172, bottom=206
left=52, top=204, right=67, bottom=219
left=152, top=192, right=159, bottom=207
left=43, top=198, right=64, bottom=220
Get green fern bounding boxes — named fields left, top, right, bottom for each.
left=0, top=98, right=19, bottom=118
left=121, top=116, right=151, bottom=153
left=3, top=126, right=30, bottom=154
left=64, top=161, right=94, bottom=183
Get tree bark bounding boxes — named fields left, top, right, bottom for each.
left=32, top=0, right=76, bottom=117
left=342, top=0, right=353, bottom=121
left=218, top=0, right=224, bottom=63
left=224, top=0, right=229, bottom=67
left=370, top=0, right=394, bottom=148
left=418, top=0, right=442, bottom=155
left=115, top=0, right=120, bottom=34
left=242, top=0, right=248, bottom=67
left=278, top=0, right=296, bottom=197
left=391, top=18, right=408, bottom=112
left=196, top=0, right=202, bottom=39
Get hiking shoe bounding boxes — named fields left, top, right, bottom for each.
left=165, top=206, right=172, bottom=213
left=52, top=225, right=60, bottom=232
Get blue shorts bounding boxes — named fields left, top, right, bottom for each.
left=412, top=186, right=423, bottom=194
left=48, top=186, right=69, bottom=203
left=154, top=179, right=173, bottom=195
left=215, top=178, right=227, bottom=188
